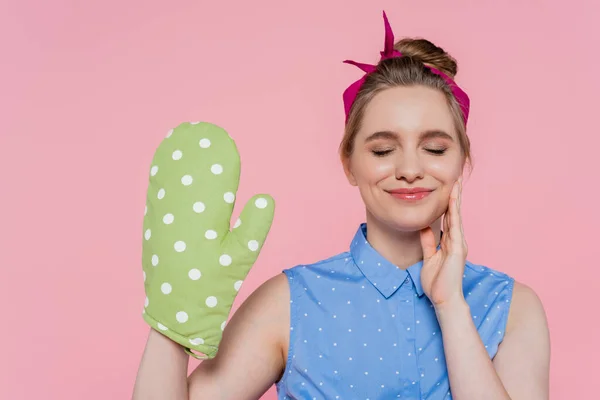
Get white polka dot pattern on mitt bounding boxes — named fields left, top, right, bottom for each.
left=188, top=269, right=201, bottom=280
left=157, top=323, right=168, bottom=331
left=174, top=241, right=186, bottom=252
left=211, top=164, right=223, bottom=175
left=161, top=283, right=172, bottom=294
left=219, top=254, right=232, bottom=266
left=193, top=201, right=205, bottom=213
left=142, top=122, right=275, bottom=362
left=255, top=197, right=268, bottom=209
left=190, top=337, right=204, bottom=346
left=176, top=311, right=188, bottom=323
left=248, top=240, right=259, bottom=252
left=223, top=192, right=235, bottom=203
left=206, top=296, right=218, bottom=308
left=181, top=175, right=193, bottom=186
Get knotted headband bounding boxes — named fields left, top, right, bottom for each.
left=342, top=11, right=470, bottom=125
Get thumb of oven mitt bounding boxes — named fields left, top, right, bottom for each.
left=140, top=121, right=275, bottom=359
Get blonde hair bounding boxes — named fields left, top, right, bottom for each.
left=339, top=38, right=472, bottom=170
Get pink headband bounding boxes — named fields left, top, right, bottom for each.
left=342, top=11, right=470, bottom=125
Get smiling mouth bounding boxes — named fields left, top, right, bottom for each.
left=387, top=189, right=434, bottom=202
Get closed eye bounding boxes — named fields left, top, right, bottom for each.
left=426, top=148, right=447, bottom=155
left=372, top=149, right=393, bottom=157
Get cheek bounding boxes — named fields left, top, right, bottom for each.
left=427, top=157, right=462, bottom=181
left=366, top=158, right=396, bottom=181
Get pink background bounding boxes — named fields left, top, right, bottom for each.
left=1, top=0, right=598, bottom=398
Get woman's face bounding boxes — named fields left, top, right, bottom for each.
left=344, top=85, right=464, bottom=232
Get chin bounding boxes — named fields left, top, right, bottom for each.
left=372, top=203, right=443, bottom=233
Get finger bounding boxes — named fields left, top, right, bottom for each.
left=226, top=193, right=276, bottom=273
left=420, top=226, right=437, bottom=260
left=450, top=186, right=464, bottom=252
left=443, top=181, right=458, bottom=241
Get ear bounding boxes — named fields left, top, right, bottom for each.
left=341, top=155, right=358, bottom=186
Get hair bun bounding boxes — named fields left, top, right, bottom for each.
left=394, top=38, right=458, bottom=78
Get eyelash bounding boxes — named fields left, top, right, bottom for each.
left=371, top=148, right=447, bottom=157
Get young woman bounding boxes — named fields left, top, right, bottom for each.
left=133, top=12, right=550, bottom=400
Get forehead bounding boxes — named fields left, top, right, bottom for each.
left=358, top=86, right=457, bottom=140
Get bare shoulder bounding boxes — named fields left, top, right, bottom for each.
left=505, top=280, right=549, bottom=336
left=493, top=281, right=551, bottom=398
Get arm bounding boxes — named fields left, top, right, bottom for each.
left=492, top=282, right=551, bottom=399
left=435, top=281, right=550, bottom=400
left=133, top=273, right=289, bottom=400
left=435, top=298, right=511, bottom=400
left=132, top=329, right=190, bottom=400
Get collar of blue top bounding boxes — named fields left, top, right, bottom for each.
left=350, top=223, right=442, bottom=299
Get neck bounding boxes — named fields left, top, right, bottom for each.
left=364, top=211, right=442, bottom=270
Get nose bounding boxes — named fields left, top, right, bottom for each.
left=394, top=151, right=424, bottom=182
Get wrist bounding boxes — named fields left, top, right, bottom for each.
left=434, top=295, right=469, bottom=318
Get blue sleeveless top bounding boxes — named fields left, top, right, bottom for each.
left=275, top=223, right=514, bottom=400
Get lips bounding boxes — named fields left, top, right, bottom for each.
left=388, top=187, right=434, bottom=194
left=387, top=188, right=434, bottom=201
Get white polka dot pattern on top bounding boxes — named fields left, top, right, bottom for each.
left=274, top=223, right=515, bottom=400
left=141, top=122, right=275, bottom=360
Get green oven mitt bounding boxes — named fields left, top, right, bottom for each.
left=141, top=121, right=275, bottom=359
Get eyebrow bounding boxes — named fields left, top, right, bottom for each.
left=364, top=129, right=455, bottom=143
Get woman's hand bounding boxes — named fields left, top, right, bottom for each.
left=419, top=177, right=468, bottom=308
